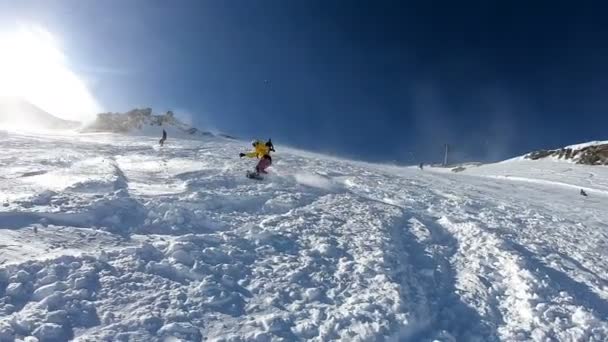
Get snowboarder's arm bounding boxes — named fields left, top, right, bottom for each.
left=240, top=152, right=258, bottom=158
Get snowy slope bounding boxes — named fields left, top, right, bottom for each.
left=1, top=131, right=608, bottom=341
left=430, top=158, right=608, bottom=196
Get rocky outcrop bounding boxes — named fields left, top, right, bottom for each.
left=525, top=143, right=608, bottom=165
left=84, top=108, right=169, bottom=132
left=82, top=108, right=213, bottom=137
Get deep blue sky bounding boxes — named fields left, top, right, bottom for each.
left=2, top=0, right=608, bottom=163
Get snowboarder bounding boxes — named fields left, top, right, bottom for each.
left=580, top=189, right=588, bottom=197
left=159, top=129, right=167, bottom=146
left=240, top=139, right=275, bottom=178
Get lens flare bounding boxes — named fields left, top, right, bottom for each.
left=0, top=25, right=102, bottom=123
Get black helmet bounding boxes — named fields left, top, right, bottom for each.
left=266, top=138, right=275, bottom=151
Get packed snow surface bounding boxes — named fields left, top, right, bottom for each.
left=1, top=131, right=608, bottom=341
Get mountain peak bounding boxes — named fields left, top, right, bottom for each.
left=0, top=97, right=81, bottom=130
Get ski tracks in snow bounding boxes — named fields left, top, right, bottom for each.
left=343, top=166, right=608, bottom=341
left=425, top=179, right=608, bottom=341
left=342, top=173, right=498, bottom=341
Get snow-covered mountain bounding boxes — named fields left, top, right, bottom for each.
left=0, top=97, right=80, bottom=130
left=1, top=131, right=608, bottom=341
left=82, top=108, right=213, bottom=139
left=525, top=140, right=608, bottom=165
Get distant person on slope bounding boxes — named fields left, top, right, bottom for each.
left=240, top=139, right=275, bottom=175
left=159, top=129, right=167, bottom=146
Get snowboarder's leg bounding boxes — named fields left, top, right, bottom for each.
left=256, top=155, right=272, bottom=174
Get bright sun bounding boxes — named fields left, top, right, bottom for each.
left=0, top=26, right=102, bottom=122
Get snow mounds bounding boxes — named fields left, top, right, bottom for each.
left=22, top=157, right=128, bottom=194
left=0, top=233, right=243, bottom=340
left=0, top=188, right=145, bottom=235
left=1, top=187, right=419, bottom=340
left=238, top=194, right=412, bottom=341
left=0, top=256, right=103, bottom=341
left=293, top=172, right=341, bottom=191
left=157, top=322, right=202, bottom=341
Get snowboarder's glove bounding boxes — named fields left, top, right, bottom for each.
left=239, top=153, right=245, bottom=158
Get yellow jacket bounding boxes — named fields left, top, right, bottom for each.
left=244, top=141, right=270, bottom=159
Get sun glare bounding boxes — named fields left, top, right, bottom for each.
left=0, top=26, right=102, bottom=123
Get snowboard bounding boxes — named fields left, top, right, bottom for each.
left=246, top=170, right=264, bottom=180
